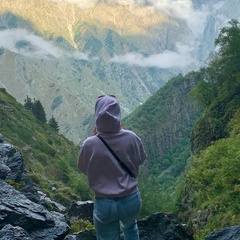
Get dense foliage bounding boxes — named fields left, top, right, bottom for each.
left=123, top=20, right=240, bottom=239
left=178, top=112, right=240, bottom=239
left=190, top=19, right=240, bottom=153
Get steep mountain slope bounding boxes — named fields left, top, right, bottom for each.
left=122, top=71, right=202, bottom=217
left=0, top=88, right=91, bottom=204
left=175, top=20, right=240, bottom=239
left=0, top=0, right=189, bottom=143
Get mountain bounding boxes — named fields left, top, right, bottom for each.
left=1, top=15, right=240, bottom=240
left=0, top=0, right=190, bottom=143
left=0, top=0, right=239, bottom=144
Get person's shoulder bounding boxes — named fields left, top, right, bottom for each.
left=121, top=129, right=139, bottom=138
left=81, top=135, right=98, bottom=146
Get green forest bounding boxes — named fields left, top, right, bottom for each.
left=0, top=20, right=240, bottom=239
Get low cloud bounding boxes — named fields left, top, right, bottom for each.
left=0, top=29, right=63, bottom=58
left=110, top=42, right=199, bottom=69
left=0, top=29, right=88, bottom=60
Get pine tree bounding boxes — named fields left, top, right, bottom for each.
left=24, top=96, right=33, bottom=110
left=32, top=99, right=47, bottom=123
left=48, top=116, right=59, bottom=132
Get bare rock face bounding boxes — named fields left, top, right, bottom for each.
left=68, top=200, right=94, bottom=222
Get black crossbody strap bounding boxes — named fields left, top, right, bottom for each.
left=96, top=134, right=135, bottom=178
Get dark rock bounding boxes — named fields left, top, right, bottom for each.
left=68, top=200, right=94, bottom=222
left=0, top=134, right=4, bottom=143
left=0, top=180, right=70, bottom=239
left=204, top=225, right=240, bottom=240
left=0, top=224, right=32, bottom=240
left=0, top=164, right=11, bottom=180
left=0, top=143, right=16, bottom=159
left=38, top=191, right=66, bottom=213
left=0, top=141, right=40, bottom=203
left=64, top=230, right=96, bottom=240
left=138, top=212, right=194, bottom=240
left=29, top=211, right=70, bottom=240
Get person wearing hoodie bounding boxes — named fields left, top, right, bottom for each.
left=77, top=95, right=146, bottom=240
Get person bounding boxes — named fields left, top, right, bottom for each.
left=77, top=95, right=146, bottom=240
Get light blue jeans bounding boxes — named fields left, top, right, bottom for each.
left=93, top=191, right=141, bottom=240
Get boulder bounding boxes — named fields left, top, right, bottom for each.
left=0, top=224, right=32, bottom=240
left=204, top=225, right=240, bottom=240
left=68, top=200, right=94, bottom=222
left=0, top=141, right=40, bottom=203
left=0, top=164, right=11, bottom=180
left=0, top=180, right=70, bottom=239
left=138, top=212, right=194, bottom=240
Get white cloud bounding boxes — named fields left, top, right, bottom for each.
left=0, top=29, right=88, bottom=60
left=110, top=42, right=199, bottom=69
left=0, top=29, right=63, bottom=58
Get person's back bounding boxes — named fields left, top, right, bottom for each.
left=78, top=95, right=146, bottom=240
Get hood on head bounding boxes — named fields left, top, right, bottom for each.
left=95, top=96, right=121, bottom=133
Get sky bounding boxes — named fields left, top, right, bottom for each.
left=0, top=0, right=232, bottom=70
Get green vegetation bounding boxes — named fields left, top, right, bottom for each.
left=0, top=88, right=92, bottom=205
left=190, top=19, right=240, bottom=154
left=175, top=20, right=240, bottom=239
left=24, top=96, right=47, bottom=123
left=48, top=116, right=59, bottom=132
left=178, top=112, right=240, bottom=239
left=123, top=19, right=240, bottom=239
left=69, top=219, right=94, bottom=234
left=122, top=72, right=201, bottom=217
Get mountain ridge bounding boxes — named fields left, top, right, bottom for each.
left=0, top=0, right=240, bottom=143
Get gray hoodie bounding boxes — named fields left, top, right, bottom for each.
left=77, top=95, right=146, bottom=197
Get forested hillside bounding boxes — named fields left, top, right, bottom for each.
left=122, top=71, right=202, bottom=216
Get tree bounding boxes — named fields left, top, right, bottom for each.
left=31, top=99, right=47, bottom=123
left=48, top=116, right=59, bottom=132
left=24, top=96, right=33, bottom=110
